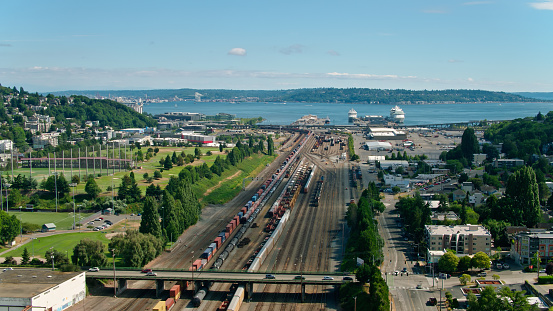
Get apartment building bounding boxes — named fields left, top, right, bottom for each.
left=510, top=231, right=553, bottom=265
left=425, top=225, right=492, bottom=256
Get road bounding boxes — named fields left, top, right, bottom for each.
left=379, top=194, right=440, bottom=311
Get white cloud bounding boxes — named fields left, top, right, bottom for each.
left=448, top=59, right=464, bottom=63
left=327, top=50, right=340, bottom=56
left=280, top=44, right=305, bottom=55
left=228, top=48, right=247, bottom=56
left=326, top=72, right=417, bottom=80
left=529, top=1, right=553, bottom=10
left=467, top=77, right=474, bottom=82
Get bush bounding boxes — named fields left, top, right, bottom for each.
left=22, top=222, right=41, bottom=233
left=59, top=264, right=80, bottom=272
left=3, top=256, right=16, bottom=265
left=29, top=258, right=44, bottom=265
left=538, top=276, right=553, bottom=284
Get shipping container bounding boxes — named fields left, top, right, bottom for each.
left=170, top=285, right=181, bottom=300
left=224, top=231, right=230, bottom=239
left=165, top=298, right=175, bottom=311
left=209, top=242, right=217, bottom=252
left=215, top=237, right=222, bottom=249
left=153, top=301, right=166, bottom=311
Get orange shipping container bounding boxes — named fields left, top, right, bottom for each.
left=165, top=298, right=175, bottom=311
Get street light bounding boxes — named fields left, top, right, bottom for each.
left=50, top=247, right=55, bottom=271
left=353, top=296, right=357, bottom=311
left=111, top=249, right=117, bottom=298
left=69, top=183, right=77, bottom=230
left=54, top=172, right=58, bottom=213
left=191, top=255, right=195, bottom=293
left=30, top=237, right=37, bottom=257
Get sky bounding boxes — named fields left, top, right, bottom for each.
left=1, top=0, right=552, bottom=93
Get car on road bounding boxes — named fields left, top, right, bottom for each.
left=416, top=283, right=422, bottom=289
left=427, top=298, right=437, bottom=306
left=294, top=276, right=305, bottom=280
left=146, top=271, right=157, bottom=276
left=3, top=268, right=14, bottom=272
left=141, top=269, right=153, bottom=273
left=323, top=276, right=334, bottom=280
left=88, top=267, right=100, bottom=272
left=342, top=276, right=353, bottom=282
left=265, top=274, right=276, bottom=279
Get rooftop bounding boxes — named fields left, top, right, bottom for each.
left=0, top=269, right=84, bottom=298
left=425, top=224, right=491, bottom=236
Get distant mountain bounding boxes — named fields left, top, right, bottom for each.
left=49, top=88, right=545, bottom=104
left=513, top=92, right=553, bottom=101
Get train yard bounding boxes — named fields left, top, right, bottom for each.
left=70, top=130, right=355, bottom=311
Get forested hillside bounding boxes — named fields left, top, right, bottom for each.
left=51, top=88, right=541, bottom=104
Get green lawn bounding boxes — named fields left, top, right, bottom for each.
left=1, top=231, right=111, bottom=259
left=8, top=211, right=93, bottom=230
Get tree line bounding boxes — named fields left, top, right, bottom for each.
left=340, top=183, right=389, bottom=311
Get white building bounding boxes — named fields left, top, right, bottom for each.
left=383, top=175, right=410, bottom=191
left=364, top=141, right=392, bottom=151
left=0, top=270, right=86, bottom=311
left=0, top=140, right=13, bottom=152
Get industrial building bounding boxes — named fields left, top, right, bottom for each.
left=366, top=127, right=407, bottom=140
left=0, top=270, right=86, bottom=311
left=180, top=132, right=216, bottom=144
left=364, top=141, right=392, bottom=151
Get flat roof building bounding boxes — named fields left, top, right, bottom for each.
left=425, top=224, right=492, bottom=256
left=0, top=270, right=85, bottom=311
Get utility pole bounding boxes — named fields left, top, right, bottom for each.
left=50, top=247, right=55, bottom=271
left=111, top=249, right=117, bottom=298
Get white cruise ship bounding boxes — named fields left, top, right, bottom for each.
left=390, top=106, right=405, bottom=124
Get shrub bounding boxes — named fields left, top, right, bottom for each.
left=29, top=258, right=44, bottom=265
left=538, top=276, right=553, bottom=284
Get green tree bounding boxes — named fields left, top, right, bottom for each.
left=164, top=155, right=173, bottom=170
left=139, top=197, right=162, bottom=239
left=72, top=238, right=108, bottom=267
left=154, top=170, right=162, bottom=179
left=498, top=286, right=536, bottom=311
left=267, top=136, right=274, bottom=156
left=21, top=247, right=30, bottom=265
left=492, top=274, right=500, bottom=280
left=459, top=274, right=471, bottom=285
left=461, top=127, right=479, bottom=163
left=438, top=251, right=459, bottom=273
left=505, top=166, right=541, bottom=227
left=356, top=263, right=371, bottom=284
left=0, top=210, right=20, bottom=244
left=84, top=178, right=101, bottom=199
left=458, top=256, right=473, bottom=272
left=8, top=188, right=22, bottom=208
left=471, top=252, right=491, bottom=270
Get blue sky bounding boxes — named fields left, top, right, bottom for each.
left=1, top=0, right=552, bottom=92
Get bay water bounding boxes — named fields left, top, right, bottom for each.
left=142, top=101, right=553, bottom=126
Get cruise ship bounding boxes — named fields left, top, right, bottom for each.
left=390, top=106, right=405, bottom=124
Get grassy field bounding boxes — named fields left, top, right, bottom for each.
left=1, top=231, right=111, bottom=259
left=195, top=153, right=277, bottom=204
left=7, top=211, right=93, bottom=230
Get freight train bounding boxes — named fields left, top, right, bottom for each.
left=189, top=131, right=312, bottom=307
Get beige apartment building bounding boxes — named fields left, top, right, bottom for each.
left=425, top=225, right=492, bottom=256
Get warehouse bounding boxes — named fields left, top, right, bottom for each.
left=364, top=141, right=393, bottom=151
left=366, top=127, right=407, bottom=140
left=180, top=132, right=216, bottom=144
left=0, top=270, right=86, bottom=311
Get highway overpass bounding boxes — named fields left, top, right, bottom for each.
left=86, top=270, right=356, bottom=299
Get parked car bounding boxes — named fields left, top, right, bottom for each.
left=502, top=263, right=510, bottom=269
left=141, top=269, right=152, bottom=273
left=477, top=272, right=487, bottom=277
left=323, top=276, right=334, bottom=280
left=146, top=271, right=157, bottom=276
left=265, top=274, right=276, bottom=279
left=88, top=267, right=100, bottom=272
left=496, top=263, right=503, bottom=269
